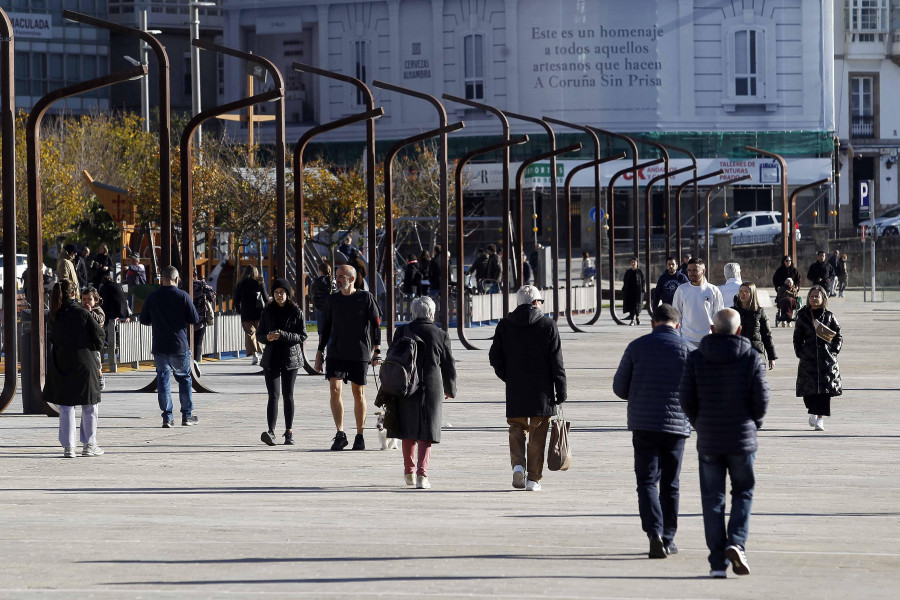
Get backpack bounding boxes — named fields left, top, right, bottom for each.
left=310, top=275, right=334, bottom=310
left=378, top=327, right=423, bottom=398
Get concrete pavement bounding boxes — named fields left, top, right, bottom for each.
left=0, top=291, right=898, bottom=598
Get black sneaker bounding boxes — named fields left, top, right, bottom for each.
left=182, top=415, right=199, bottom=426
left=352, top=433, right=365, bottom=451
left=649, top=535, right=667, bottom=559
left=162, top=420, right=175, bottom=428
left=283, top=431, right=295, bottom=445
left=261, top=430, right=276, bottom=446
left=330, top=431, right=348, bottom=451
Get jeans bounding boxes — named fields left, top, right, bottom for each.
left=155, top=352, right=193, bottom=421
left=507, top=416, right=551, bottom=482
left=698, top=452, right=756, bottom=571
left=632, top=430, right=686, bottom=544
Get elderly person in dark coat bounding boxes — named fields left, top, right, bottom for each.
left=489, top=285, right=567, bottom=492
left=44, top=279, right=106, bottom=458
left=679, top=308, right=769, bottom=579
left=794, top=285, right=842, bottom=432
left=622, top=256, right=646, bottom=326
left=772, top=255, right=800, bottom=291
left=613, top=304, right=691, bottom=560
left=393, top=296, right=457, bottom=489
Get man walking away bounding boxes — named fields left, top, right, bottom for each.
left=827, top=249, right=840, bottom=297
left=139, top=266, right=201, bottom=428
left=613, top=304, right=691, bottom=559
left=651, top=256, right=688, bottom=309
left=718, top=262, right=742, bottom=305
left=679, top=308, right=769, bottom=579
left=671, top=258, right=724, bottom=350
left=314, top=265, right=382, bottom=451
left=489, top=285, right=567, bottom=492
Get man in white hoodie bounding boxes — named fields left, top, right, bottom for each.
left=671, top=258, right=724, bottom=349
left=717, top=262, right=742, bottom=306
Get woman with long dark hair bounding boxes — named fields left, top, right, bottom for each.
left=733, top=282, right=777, bottom=370
left=234, top=265, right=269, bottom=365
left=45, top=279, right=105, bottom=458
left=794, top=286, right=842, bottom=431
left=256, top=278, right=307, bottom=445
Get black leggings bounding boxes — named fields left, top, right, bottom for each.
left=193, top=327, right=206, bottom=359
left=265, top=367, right=298, bottom=432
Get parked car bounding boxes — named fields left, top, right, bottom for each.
left=868, top=205, right=900, bottom=236
left=702, top=211, right=800, bottom=246
left=0, top=254, right=28, bottom=289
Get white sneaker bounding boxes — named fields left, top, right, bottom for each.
left=194, top=361, right=202, bottom=376
left=512, top=465, right=526, bottom=489
left=99, top=375, right=106, bottom=391
left=404, top=473, right=415, bottom=486
left=815, top=418, right=825, bottom=431
left=415, top=475, right=431, bottom=489
left=63, top=447, right=76, bottom=458
left=251, top=354, right=260, bottom=365
left=725, top=545, right=750, bottom=576
left=808, top=415, right=817, bottom=428
left=525, top=479, right=542, bottom=492
left=82, top=444, right=104, bottom=457
left=710, top=569, right=727, bottom=579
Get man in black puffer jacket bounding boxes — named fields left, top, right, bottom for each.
left=679, top=308, right=769, bottom=580
left=489, top=285, right=567, bottom=493
left=613, top=304, right=691, bottom=560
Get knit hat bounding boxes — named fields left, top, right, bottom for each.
left=271, top=277, right=292, bottom=296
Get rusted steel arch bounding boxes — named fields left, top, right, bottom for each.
left=745, top=146, right=790, bottom=259
left=25, top=66, right=148, bottom=414
left=606, top=158, right=664, bottom=325
left=789, top=178, right=831, bottom=250
left=675, top=171, right=724, bottom=264
left=544, top=118, right=603, bottom=325
left=443, top=94, right=514, bottom=316
left=642, top=166, right=694, bottom=317
left=0, top=9, right=16, bottom=414
left=293, top=63, right=378, bottom=293
left=703, top=176, right=752, bottom=265
left=196, top=40, right=287, bottom=276
left=563, top=154, right=625, bottom=333
left=372, top=81, right=453, bottom=331
left=454, top=136, right=529, bottom=351
left=383, top=121, right=465, bottom=345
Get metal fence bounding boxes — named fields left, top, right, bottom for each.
left=113, top=312, right=245, bottom=368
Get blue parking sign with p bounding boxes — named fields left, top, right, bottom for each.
left=859, top=180, right=872, bottom=220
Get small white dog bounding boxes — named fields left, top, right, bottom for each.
left=375, top=411, right=399, bottom=450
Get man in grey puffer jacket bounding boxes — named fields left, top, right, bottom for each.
left=679, top=308, right=769, bottom=579
left=613, top=304, right=691, bottom=560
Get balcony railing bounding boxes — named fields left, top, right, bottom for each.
left=852, top=114, right=876, bottom=138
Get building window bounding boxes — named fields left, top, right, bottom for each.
left=845, top=0, right=888, bottom=42
left=721, top=16, right=778, bottom=112
left=850, top=75, right=876, bottom=138
left=463, top=33, right=484, bottom=100
left=353, top=40, right=369, bottom=105
left=733, top=29, right=758, bottom=97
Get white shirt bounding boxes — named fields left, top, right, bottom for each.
left=717, top=278, right=742, bottom=307
left=672, top=280, right=725, bottom=347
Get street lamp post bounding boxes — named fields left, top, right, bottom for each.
left=190, top=2, right=216, bottom=152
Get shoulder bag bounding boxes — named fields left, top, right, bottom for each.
left=547, top=404, right=572, bottom=471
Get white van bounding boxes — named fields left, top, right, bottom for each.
left=0, top=254, right=28, bottom=288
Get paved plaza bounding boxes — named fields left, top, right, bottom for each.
left=1, top=291, right=898, bottom=599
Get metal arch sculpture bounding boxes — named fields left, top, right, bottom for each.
left=454, top=136, right=529, bottom=351
left=382, top=121, right=465, bottom=345
left=703, top=176, right=753, bottom=266
left=293, top=63, right=379, bottom=293
left=606, top=158, right=664, bottom=325
left=563, top=154, right=625, bottom=333
left=292, top=108, right=384, bottom=373
left=789, top=179, right=832, bottom=244
left=25, top=65, right=148, bottom=414
left=746, top=146, right=791, bottom=259
left=514, top=144, right=583, bottom=290
left=372, top=81, right=454, bottom=331
left=675, top=171, right=724, bottom=260
left=543, top=117, right=603, bottom=324
left=443, top=94, right=515, bottom=316
left=0, top=8, right=16, bottom=414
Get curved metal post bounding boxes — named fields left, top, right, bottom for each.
left=607, top=158, right=663, bottom=325
left=26, top=66, right=147, bottom=414
left=64, top=10, right=172, bottom=265
left=454, top=136, right=529, bottom=350
left=789, top=178, right=831, bottom=250
left=372, top=81, right=453, bottom=331
left=746, top=146, right=790, bottom=258
left=293, top=63, right=378, bottom=293
left=675, top=171, right=724, bottom=265
left=563, top=154, right=624, bottom=332
left=703, top=176, right=752, bottom=265
left=383, top=122, right=465, bottom=345
left=542, top=117, right=603, bottom=323
left=589, top=128, right=642, bottom=268
left=0, top=9, right=17, bottom=414
left=642, top=166, right=694, bottom=316
left=293, top=108, right=384, bottom=374
left=443, top=94, right=513, bottom=316
left=197, top=41, right=287, bottom=277
left=641, top=140, right=698, bottom=257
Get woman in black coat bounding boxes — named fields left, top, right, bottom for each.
left=44, top=279, right=105, bottom=458
left=256, top=278, right=307, bottom=446
left=794, top=285, right=842, bottom=432
left=622, top=257, right=645, bottom=326
left=393, top=296, right=456, bottom=489
left=772, top=255, right=800, bottom=290
left=234, top=266, right=269, bottom=364
left=90, top=243, right=114, bottom=286
left=733, top=282, right=777, bottom=370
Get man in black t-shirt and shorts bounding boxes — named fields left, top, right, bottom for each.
left=314, top=265, right=382, bottom=451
